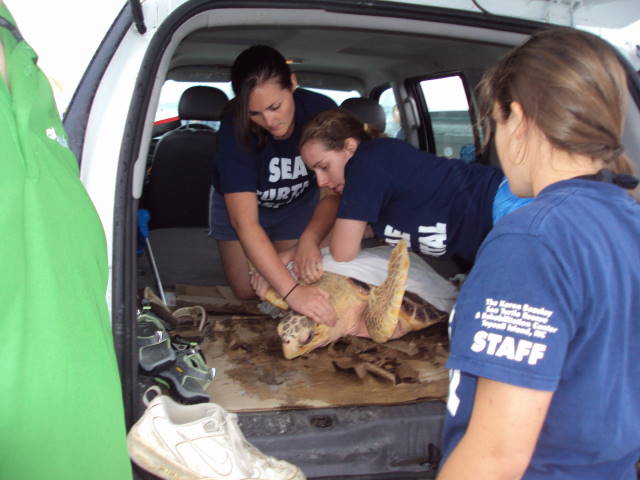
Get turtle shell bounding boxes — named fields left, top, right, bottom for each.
left=269, top=241, right=452, bottom=359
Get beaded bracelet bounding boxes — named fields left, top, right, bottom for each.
left=282, top=283, right=299, bottom=301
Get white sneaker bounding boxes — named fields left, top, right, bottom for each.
left=127, top=387, right=305, bottom=480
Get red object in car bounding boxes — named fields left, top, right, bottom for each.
left=154, top=116, right=180, bottom=125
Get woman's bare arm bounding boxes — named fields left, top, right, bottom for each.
left=225, top=192, right=337, bottom=325
left=437, top=377, right=552, bottom=480
left=329, top=218, right=368, bottom=262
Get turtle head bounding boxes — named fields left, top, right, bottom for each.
left=276, top=313, right=332, bottom=359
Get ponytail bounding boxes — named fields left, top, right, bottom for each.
left=300, top=109, right=383, bottom=151
left=478, top=28, right=635, bottom=176
left=363, top=122, right=385, bottom=140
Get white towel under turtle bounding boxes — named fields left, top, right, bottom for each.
left=320, top=246, right=458, bottom=313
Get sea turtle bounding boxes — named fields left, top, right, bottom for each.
left=262, top=240, right=454, bottom=359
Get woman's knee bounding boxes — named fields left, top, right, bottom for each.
left=217, top=240, right=255, bottom=299
left=228, top=280, right=255, bottom=300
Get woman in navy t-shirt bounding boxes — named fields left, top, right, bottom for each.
left=211, top=45, right=337, bottom=325
left=299, top=109, right=526, bottom=265
left=438, top=29, right=640, bottom=479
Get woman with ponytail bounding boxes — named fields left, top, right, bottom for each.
left=299, top=108, right=526, bottom=266
left=438, top=28, right=639, bottom=479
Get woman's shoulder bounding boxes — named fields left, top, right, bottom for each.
left=345, top=139, right=423, bottom=180
left=218, top=99, right=237, bottom=135
left=359, top=137, right=416, bottom=155
left=490, top=180, right=623, bottom=241
left=357, top=138, right=450, bottom=171
left=295, top=88, right=338, bottom=111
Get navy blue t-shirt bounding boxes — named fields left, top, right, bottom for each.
left=442, top=179, right=640, bottom=479
left=337, top=138, right=502, bottom=261
left=214, top=88, right=336, bottom=208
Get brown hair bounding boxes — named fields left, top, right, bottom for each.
left=478, top=27, right=633, bottom=175
left=230, top=45, right=294, bottom=151
left=299, top=108, right=384, bottom=151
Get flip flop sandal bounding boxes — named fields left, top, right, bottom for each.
left=172, top=305, right=208, bottom=332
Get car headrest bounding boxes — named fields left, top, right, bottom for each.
left=178, top=86, right=228, bottom=121
left=340, top=97, right=386, bottom=132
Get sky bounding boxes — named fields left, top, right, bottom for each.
left=5, top=0, right=124, bottom=110
left=3, top=0, right=639, bottom=114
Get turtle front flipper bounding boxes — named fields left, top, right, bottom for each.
left=248, top=261, right=290, bottom=310
left=364, top=239, right=410, bottom=343
left=262, top=287, right=289, bottom=310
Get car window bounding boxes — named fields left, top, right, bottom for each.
left=419, top=75, right=476, bottom=162
left=155, top=80, right=233, bottom=131
left=378, top=88, right=406, bottom=140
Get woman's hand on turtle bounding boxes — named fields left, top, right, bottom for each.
left=285, top=284, right=337, bottom=326
left=292, top=239, right=324, bottom=284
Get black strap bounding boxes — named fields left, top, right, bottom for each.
left=574, top=169, right=639, bottom=190
left=0, top=16, right=23, bottom=43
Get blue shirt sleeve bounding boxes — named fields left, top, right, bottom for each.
left=447, top=231, right=577, bottom=391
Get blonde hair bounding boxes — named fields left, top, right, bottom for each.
left=299, top=108, right=384, bottom=151
left=478, top=28, right=633, bottom=175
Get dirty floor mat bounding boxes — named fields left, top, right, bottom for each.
left=200, top=315, right=449, bottom=412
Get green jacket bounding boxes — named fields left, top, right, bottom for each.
left=0, top=5, right=132, bottom=479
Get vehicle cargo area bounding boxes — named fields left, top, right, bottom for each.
left=123, top=7, right=527, bottom=478
left=134, top=227, right=453, bottom=478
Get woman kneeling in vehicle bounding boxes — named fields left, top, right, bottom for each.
left=212, top=45, right=339, bottom=325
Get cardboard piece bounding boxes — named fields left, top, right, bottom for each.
left=174, top=284, right=263, bottom=315
left=201, top=315, right=449, bottom=412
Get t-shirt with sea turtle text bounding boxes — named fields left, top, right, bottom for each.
left=214, top=88, right=336, bottom=208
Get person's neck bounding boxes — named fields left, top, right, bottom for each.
left=532, top=149, right=603, bottom=196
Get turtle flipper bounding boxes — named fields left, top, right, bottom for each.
left=247, top=261, right=290, bottom=310
left=364, top=239, right=410, bottom=343
left=263, top=288, right=289, bottom=310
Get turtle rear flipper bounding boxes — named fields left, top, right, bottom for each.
left=364, top=240, right=410, bottom=343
